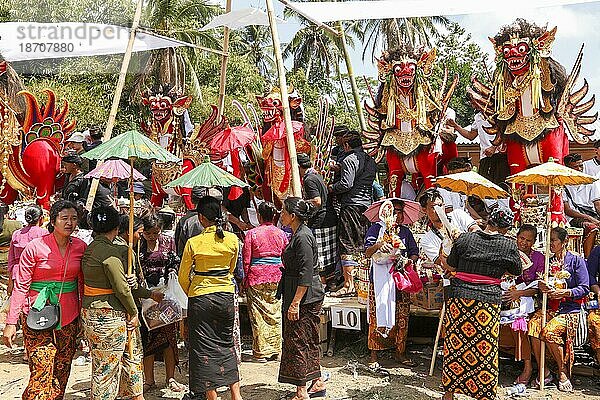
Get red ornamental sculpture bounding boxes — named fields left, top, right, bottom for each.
left=141, top=85, right=226, bottom=209
left=468, top=19, right=597, bottom=224
left=364, top=44, right=458, bottom=196
left=0, top=61, right=76, bottom=208
left=256, top=85, right=310, bottom=201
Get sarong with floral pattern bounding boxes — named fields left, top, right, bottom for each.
left=82, top=308, right=144, bottom=400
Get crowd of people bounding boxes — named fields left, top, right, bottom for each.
left=0, top=122, right=599, bottom=400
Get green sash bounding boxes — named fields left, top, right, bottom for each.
left=30, top=280, right=77, bottom=324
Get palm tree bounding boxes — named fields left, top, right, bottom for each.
left=358, top=16, right=450, bottom=61
left=131, top=0, right=221, bottom=99
left=230, top=25, right=275, bottom=80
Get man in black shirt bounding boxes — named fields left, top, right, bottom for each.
left=298, top=153, right=338, bottom=289
left=329, top=134, right=377, bottom=297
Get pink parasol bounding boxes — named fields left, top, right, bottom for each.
left=363, top=198, right=421, bottom=224
left=84, top=159, right=146, bottom=182
left=210, top=124, right=256, bottom=153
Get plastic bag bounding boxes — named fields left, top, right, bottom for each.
left=389, top=260, right=423, bottom=294
left=141, top=271, right=188, bottom=331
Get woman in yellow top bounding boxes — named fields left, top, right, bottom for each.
left=179, top=195, right=242, bottom=400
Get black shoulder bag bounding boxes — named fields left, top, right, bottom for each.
left=26, top=246, right=70, bottom=331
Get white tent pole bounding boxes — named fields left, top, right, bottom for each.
left=86, top=0, right=144, bottom=210
left=265, top=0, right=302, bottom=197
left=217, top=0, right=233, bottom=120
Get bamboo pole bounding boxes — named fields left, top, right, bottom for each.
left=85, top=0, right=144, bottom=210
left=429, top=303, right=445, bottom=376
left=337, top=21, right=366, bottom=132
left=127, top=157, right=136, bottom=358
left=265, top=0, right=301, bottom=197
left=216, top=0, right=232, bottom=120
left=539, top=182, right=553, bottom=392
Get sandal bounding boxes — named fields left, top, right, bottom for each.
left=143, top=382, right=156, bottom=392
left=329, top=286, right=356, bottom=298
left=399, top=358, right=418, bottom=367
left=167, top=378, right=187, bottom=392
left=532, top=373, right=553, bottom=390
left=558, top=378, right=573, bottom=393
left=307, top=377, right=327, bottom=398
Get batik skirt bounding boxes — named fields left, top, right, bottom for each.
left=278, top=301, right=322, bottom=386
left=140, top=320, right=179, bottom=365
left=338, top=205, right=368, bottom=257
left=21, top=315, right=79, bottom=400
left=81, top=308, right=144, bottom=400
left=528, top=309, right=579, bottom=375
left=368, top=286, right=410, bottom=353
left=442, top=297, right=500, bottom=400
left=188, top=292, right=239, bottom=394
left=313, top=225, right=338, bottom=280
left=589, top=309, right=600, bottom=352
left=247, top=283, right=282, bottom=359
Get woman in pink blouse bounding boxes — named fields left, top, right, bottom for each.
left=242, top=201, right=288, bottom=362
left=2, top=200, right=87, bottom=400
left=7, top=205, right=47, bottom=296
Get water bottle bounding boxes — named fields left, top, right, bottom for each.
left=507, top=383, right=526, bottom=396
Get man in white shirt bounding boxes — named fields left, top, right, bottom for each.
left=447, top=109, right=510, bottom=185
left=583, top=140, right=600, bottom=177
left=437, top=157, right=471, bottom=212
left=564, top=153, right=600, bottom=257
left=418, top=188, right=479, bottom=265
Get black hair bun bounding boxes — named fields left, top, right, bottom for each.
left=90, top=206, right=120, bottom=234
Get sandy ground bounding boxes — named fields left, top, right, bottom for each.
left=2, top=330, right=600, bottom=400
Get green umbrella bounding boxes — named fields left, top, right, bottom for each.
left=81, top=130, right=179, bottom=163
left=81, top=130, right=179, bottom=278
left=166, top=155, right=249, bottom=188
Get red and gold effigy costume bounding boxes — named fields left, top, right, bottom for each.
left=468, top=19, right=597, bottom=225
left=364, top=44, right=458, bottom=196
left=256, top=86, right=310, bottom=201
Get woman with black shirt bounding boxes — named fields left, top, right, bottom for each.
left=278, top=197, right=326, bottom=400
left=442, top=208, right=522, bottom=400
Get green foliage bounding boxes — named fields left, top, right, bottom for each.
left=432, top=22, right=490, bottom=126
left=7, top=0, right=134, bottom=23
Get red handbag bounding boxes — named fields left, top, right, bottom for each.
left=390, top=260, right=423, bottom=294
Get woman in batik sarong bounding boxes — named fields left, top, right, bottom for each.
left=528, top=227, right=589, bottom=392
left=81, top=206, right=150, bottom=400
left=138, top=215, right=185, bottom=392
left=178, top=195, right=242, bottom=400
left=587, top=244, right=600, bottom=366
left=242, top=201, right=288, bottom=362
left=278, top=197, right=326, bottom=400
left=364, top=199, right=419, bottom=368
left=3, top=200, right=86, bottom=400
left=442, top=208, right=522, bottom=400
left=498, top=224, right=544, bottom=385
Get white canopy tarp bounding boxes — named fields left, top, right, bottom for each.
left=280, top=0, right=600, bottom=23
left=200, top=7, right=286, bottom=31
left=0, top=22, right=199, bottom=62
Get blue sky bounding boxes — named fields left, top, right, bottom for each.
left=224, top=1, right=600, bottom=118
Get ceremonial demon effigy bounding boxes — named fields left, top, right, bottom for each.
left=256, top=85, right=310, bottom=201
left=364, top=44, right=458, bottom=196
left=141, top=85, right=225, bottom=209
left=468, top=19, right=597, bottom=223
left=0, top=60, right=76, bottom=209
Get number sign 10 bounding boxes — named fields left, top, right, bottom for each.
left=330, top=306, right=361, bottom=331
